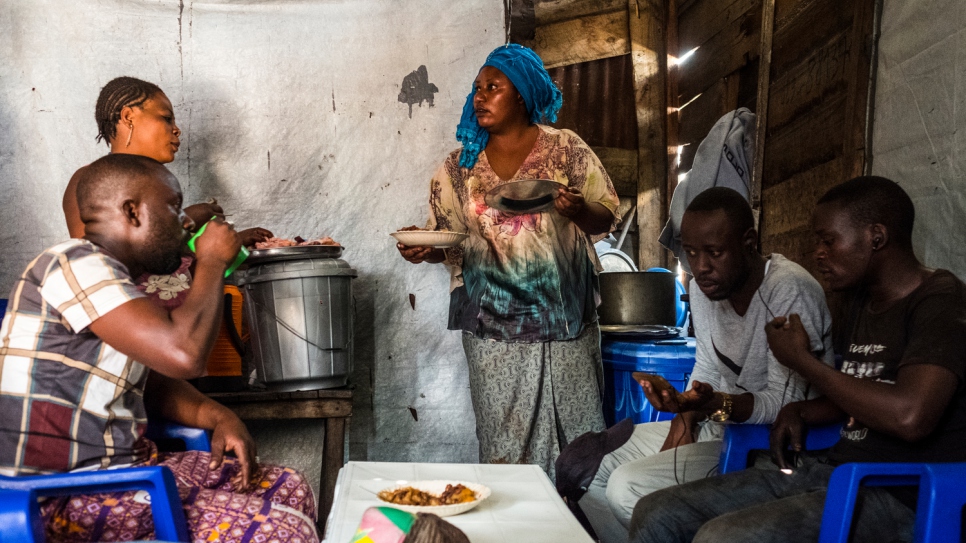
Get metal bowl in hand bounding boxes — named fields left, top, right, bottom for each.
left=484, top=179, right=563, bottom=214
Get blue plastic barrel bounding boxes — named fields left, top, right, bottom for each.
left=601, top=336, right=697, bottom=427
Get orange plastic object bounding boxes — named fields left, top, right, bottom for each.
left=206, top=285, right=245, bottom=377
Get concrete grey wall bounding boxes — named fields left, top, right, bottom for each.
left=872, top=0, right=966, bottom=279
left=0, top=0, right=505, bottom=467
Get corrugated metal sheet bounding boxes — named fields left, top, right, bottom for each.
left=547, top=54, right=638, bottom=150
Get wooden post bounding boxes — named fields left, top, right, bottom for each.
left=842, top=0, right=881, bottom=178
left=321, top=416, right=346, bottom=531
left=665, top=0, right=678, bottom=244
left=751, top=0, right=776, bottom=231
left=627, top=0, right=668, bottom=269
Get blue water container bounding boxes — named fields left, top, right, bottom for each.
left=601, top=336, right=697, bottom=427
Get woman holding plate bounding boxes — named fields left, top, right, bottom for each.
left=396, top=44, right=620, bottom=478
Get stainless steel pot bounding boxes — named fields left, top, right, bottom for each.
left=597, top=271, right=677, bottom=326
left=235, top=246, right=356, bottom=392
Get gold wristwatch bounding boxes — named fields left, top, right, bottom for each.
left=710, top=393, right=733, bottom=422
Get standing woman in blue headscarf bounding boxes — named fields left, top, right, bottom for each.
left=396, top=44, right=620, bottom=478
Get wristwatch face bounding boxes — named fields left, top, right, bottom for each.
left=710, top=393, right=732, bottom=422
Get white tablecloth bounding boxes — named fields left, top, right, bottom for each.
left=322, top=461, right=594, bottom=543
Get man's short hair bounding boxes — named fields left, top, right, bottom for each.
left=816, top=176, right=915, bottom=241
left=76, top=154, right=167, bottom=221
left=685, top=187, right=755, bottom=236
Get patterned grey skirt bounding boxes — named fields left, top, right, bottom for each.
left=462, top=322, right=606, bottom=481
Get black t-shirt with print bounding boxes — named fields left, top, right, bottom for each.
left=827, top=270, right=966, bottom=465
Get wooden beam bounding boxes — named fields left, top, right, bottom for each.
left=535, top=9, right=630, bottom=68
left=761, top=157, right=844, bottom=238
left=628, top=0, right=668, bottom=268
left=509, top=0, right=537, bottom=43
left=534, top=0, right=626, bottom=25
left=677, top=0, right=699, bottom=16
left=677, top=0, right=759, bottom=54
left=842, top=0, right=879, bottom=178
left=593, top=146, right=639, bottom=197
left=223, top=398, right=353, bottom=420
left=675, top=5, right=760, bottom=104
left=766, top=29, right=849, bottom=135
left=665, top=0, right=679, bottom=257
left=750, top=0, right=775, bottom=225
left=760, top=226, right=821, bottom=277
left=320, top=416, right=347, bottom=533
left=678, top=76, right=739, bottom=147
left=763, top=93, right=846, bottom=187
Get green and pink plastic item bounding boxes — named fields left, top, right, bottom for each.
left=186, top=216, right=249, bottom=278
left=349, top=506, right=469, bottom=543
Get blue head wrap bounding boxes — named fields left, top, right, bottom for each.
left=455, top=44, right=563, bottom=169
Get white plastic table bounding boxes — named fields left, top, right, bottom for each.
left=322, top=461, right=594, bottom=543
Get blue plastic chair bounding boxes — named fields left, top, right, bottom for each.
left=0, top=422, right=211, bottom=543
left=719, top=423, right=965, bottom=543
left=718, top=422, right=841, bottom=474
left=145, top=420, right=212, bottom=452
left=820, top=461, right=966, bottom=543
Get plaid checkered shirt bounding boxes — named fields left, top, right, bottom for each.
left=0, top=240, right=150, bottom=475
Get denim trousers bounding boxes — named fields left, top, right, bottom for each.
left=578, top=420, right=724, bottom=543
left=629, top=456, right=916, bottom=543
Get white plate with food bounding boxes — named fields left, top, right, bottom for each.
left=390, top=231, right=469, bottom=248
left=484, top=179, right=563, bottom=214
left=376, top=480, right=491, bottom=517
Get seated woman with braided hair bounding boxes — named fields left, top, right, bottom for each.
left=62, top=76, right=273, bottom=309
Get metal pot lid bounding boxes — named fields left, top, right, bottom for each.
left=245, top=245, right=344, bottom=265
left=599, top=324, right=680, bottom=338
left=484, top=179, right=563, bottom=214
left=235, top=254, right=356, bottom=285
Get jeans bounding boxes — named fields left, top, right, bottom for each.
left=629, top=456, right=916, bottom=543
left=578, top=420, right=723, bottom=543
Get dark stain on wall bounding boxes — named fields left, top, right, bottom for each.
left=398, top=65, right=438, bottom=118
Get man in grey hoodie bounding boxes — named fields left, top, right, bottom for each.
left=576, top=187, right=834, bottom=543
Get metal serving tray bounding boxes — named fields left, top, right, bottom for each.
left=245, top=244, right=344, bottom=265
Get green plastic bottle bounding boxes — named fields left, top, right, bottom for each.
left=186, top=216, right=249, bottom=278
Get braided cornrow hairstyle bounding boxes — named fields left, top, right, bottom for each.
left=94, top=76, right=164, bottom=144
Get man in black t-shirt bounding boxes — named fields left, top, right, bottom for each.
left=628, top=176, right=966, bottom=543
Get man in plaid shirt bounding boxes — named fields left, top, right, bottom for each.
left=0, top=154, right=319, bottom=543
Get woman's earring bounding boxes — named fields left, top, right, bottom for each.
left=126, top=123, right=134, bottom=147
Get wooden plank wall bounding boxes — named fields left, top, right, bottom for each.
left=669, top=0, right=875, bottom=277
left=672, top=0, right=761, bottom=174
left=758, top=0, right=876, bottom=276
left=516, top=0, right=876, bottom=277
left=526, top=0, right=671, bottom=268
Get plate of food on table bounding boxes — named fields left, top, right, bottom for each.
left=376, top=480, right=491, bottom=517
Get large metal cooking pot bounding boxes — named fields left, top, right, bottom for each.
left=597, top=271, right=677, bottom=326
left=235, top=245, right=356, bottom=392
